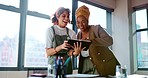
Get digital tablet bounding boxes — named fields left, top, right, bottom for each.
left=68, top=39, right=91, bottom=51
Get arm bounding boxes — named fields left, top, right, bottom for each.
left=45, top=27, right=55, bottom=56
left=45, top=28, right=69, bottom=56
left=46, top=41, right=69, bottom=56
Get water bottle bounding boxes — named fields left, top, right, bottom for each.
left=122, top=65, right=127, bottom=78
left=116, top=65, right=121, bottom=78
left=47, top=59, right=56, bottom=78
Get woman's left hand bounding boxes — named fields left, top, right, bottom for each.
left=71, top=42, right=85, bottom=56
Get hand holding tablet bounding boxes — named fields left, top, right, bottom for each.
left=67, top=39, right=91, bottom=51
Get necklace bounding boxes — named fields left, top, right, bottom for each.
left=82, top=32, right=89, bottom=40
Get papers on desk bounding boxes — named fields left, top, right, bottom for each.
left=66, top=74, right=102, bottom=78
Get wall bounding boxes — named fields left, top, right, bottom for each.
left=112, top=0, right=131, bottom=74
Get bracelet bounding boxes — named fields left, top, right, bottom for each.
left=67, top=50, right=74, bottom=56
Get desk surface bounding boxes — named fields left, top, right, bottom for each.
left=28, top=74, right=102, bottom=78
left=28, top=74, right=148, bottom=78
left=66, top=74, right=101, bottom=78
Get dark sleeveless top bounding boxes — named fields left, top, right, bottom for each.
left=48, top=26, right=72, bottom=74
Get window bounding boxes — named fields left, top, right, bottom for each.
left=0, top=9, right=20, bottom=67
left=78, top=1, right=106, bottom=28
left=28, top=0, right=72, bottom=16
left=135, top=9, right=148, bottom=69
left=0, top=0, right=20, bottom=8
left=77, top=1, right=107, bottom=34
left=28, top=0, right=72, bottom=30
left=24, top=15, right=51, bottom=67
left=25, top=0, right=73, bottom=67
left=0, top=0, right=73, bottom=70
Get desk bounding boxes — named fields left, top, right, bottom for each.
left=28, top=74, right=148, bottom=78
left=28, top=74, right=102, bottom=78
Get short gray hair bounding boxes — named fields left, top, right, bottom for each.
left=55, top=7, right=70, bottom=18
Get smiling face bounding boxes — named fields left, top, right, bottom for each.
left=76, top=15, right=89, bottom=32
left=57, top=11, right=70, bottom=28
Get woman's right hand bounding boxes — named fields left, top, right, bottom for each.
left=60, top=40, right=70, bottom=50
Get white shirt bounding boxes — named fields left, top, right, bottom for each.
left=45, top=25, right=76, bottom=48
left=81, top=50, right=89, bottom=57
